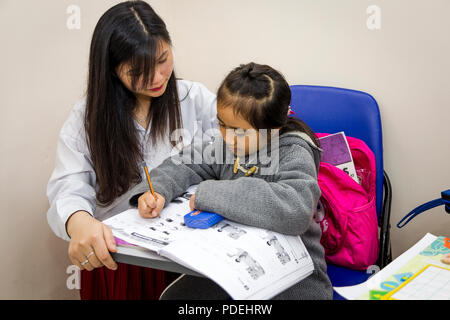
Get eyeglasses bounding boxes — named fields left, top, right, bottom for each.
left=220, top=126, right=258, bottom=138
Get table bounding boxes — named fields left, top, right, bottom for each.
left=111, top=245, right=203, bottom=277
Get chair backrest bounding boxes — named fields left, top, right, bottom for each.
left=289, top=85, right=384, bottom=217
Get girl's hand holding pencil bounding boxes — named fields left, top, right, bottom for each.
left=138, top=191, right=165, bottom=218
left=139, top=163, right=165, bottom=218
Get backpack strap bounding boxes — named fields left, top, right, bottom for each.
left=397, top=189, right=450, bottom=228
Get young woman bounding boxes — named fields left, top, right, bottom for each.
left=46, top=1, right=218, bottom=299
left=132, top=62, right=333, bottom=300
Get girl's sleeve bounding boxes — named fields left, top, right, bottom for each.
left=46, top=105, right=97, bottom=241
left=193, top=144, right=321, bottom=236
left=129, top=141, right=219, bottom=207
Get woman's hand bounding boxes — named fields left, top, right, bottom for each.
left=442, top=253, right=450, bottom=265
left=138, top=191, right=165, bottom=218
left=66, top=211, right=118, bottom=271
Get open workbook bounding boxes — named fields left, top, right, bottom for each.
left=103, top=185, right=314, bottom=300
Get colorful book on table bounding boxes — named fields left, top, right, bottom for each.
left=359, top=235, right=450, bottom=300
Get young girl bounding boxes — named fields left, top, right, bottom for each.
left=129, top=62, right=333, bottom=300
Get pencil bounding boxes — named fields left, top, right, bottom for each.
left=143, top=163, right=157, bottom=201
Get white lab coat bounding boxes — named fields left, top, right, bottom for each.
left=46, top=80, right=218, bottom=241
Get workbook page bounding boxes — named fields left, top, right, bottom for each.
left=104, top=184, right=314, bottom=300
left=160, top=220, right=314, bottom=300
left=103, top=185, right=198, bottom=253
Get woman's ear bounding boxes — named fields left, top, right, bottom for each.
left=113, top=65, right=122, bottom=78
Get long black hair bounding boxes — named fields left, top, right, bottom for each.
left=85, top=1, right=182, bottom=206
left=217, top=62, right=320, bottom=147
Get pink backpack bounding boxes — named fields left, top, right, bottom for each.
left=315, top=133, right=379, bottom=270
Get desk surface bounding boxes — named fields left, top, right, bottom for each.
left=111, top=245, right=203, bottom=277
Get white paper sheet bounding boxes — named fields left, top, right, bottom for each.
left=104, top=185, right=198, bottom=253
left=160, top=220, right=314, bottom=299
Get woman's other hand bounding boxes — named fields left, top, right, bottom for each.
left=66, top=211, right=118, bottom=271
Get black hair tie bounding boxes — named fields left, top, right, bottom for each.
left=245, top=64, right=255, bottom=79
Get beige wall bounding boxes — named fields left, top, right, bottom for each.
left=0, top=0, right=449, bottom=299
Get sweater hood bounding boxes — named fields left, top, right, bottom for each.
left=278, top=131, right=322, bottom=171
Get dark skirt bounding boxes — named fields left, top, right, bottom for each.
left=80, top=263, right=179, bottom=300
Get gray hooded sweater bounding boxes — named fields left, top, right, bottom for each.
left=129, top=131, right=333, bottom=300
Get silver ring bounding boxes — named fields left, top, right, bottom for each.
left=80, top=259, right=89, bottom=266
left=86, top=251, right=95, bottom=259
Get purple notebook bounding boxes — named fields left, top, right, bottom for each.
left=319, top=132, right=352, bottom=166
left=319, top=132, right=359, bottom=183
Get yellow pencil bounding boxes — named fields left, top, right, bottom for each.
left=143, top=163, right=157, bottom=201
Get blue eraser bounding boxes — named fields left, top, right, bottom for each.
left=184, top=210, right=224, bottom=229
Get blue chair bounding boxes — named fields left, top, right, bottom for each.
left=289, top=85, right=393, bottom=299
